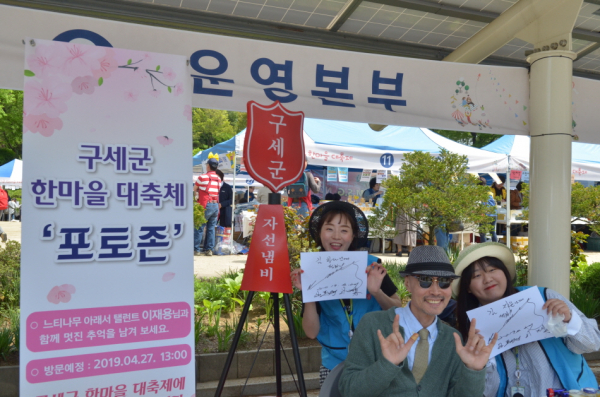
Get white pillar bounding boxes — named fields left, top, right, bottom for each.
left=527, top=50, right=575, bottom=298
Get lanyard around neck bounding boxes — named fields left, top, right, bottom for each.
left=339, top=299, right=354, bottom=335
left=512, top=347, right=521, bottom=386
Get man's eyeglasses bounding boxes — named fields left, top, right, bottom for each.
left=413, top=275, right=452, bottom=289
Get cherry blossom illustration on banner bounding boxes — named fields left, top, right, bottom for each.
left=46, top=284, right=76, bottom=304
left=23, top=40, right=186, bottom=137
left=162, top=272, right=176, bottom=281
left=157, top=136, right=174, bottom=146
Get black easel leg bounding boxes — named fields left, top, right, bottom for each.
left=214, top=291, right=255, bottom=397
left=284, top=293, right=307, bottom=397
left=273, top=293, right=282, bottom=396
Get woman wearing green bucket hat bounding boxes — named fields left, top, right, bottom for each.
left=452, top=242, right=600, bottom=397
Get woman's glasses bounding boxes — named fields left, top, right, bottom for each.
left=413, top=275, right=452, bottom=289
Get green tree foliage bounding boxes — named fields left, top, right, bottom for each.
left=0, top=89, right=23, bottom=159
left=192, top=108, right=246, bottom=151
left=382, top=149, right=491, bottom=245
left=521, top=182, right=600, bottom=236
left=227, top=111, right=247, bottom=134
left=433, top=129, right=502, bottom=148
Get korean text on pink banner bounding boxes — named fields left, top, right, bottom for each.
left=27, top=302, right=191, bottom=352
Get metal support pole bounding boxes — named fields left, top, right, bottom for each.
left=527, top=50, right=575, bottom=298
left=284, top=294, right=308, bottom=397
left=506, top=156, right=511, bottom=248
left=214, top=291, right=255, bottom=397
left=273, top=293, right=282, bottom=397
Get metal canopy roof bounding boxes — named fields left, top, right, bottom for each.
left=3, top=0, right=600, bottom=79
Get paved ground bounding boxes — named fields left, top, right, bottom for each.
left=193, top=249, right=600, bottom=279
left=4, top=220, right=600, bottom=278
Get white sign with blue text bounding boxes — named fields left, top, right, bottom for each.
left=0, top=4, right=531, bottom=137
left=21, top=38, right=194, bottom=396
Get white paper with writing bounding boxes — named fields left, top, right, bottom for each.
left=467, top=287, right=553, bottom=358
left=300, top=251, right=368, bottom=303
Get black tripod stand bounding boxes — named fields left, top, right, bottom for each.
left=214, top=193, right=308, bottom=397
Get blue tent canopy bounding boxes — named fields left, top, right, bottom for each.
left=193, top=134, right=237, bottom=166
left=301, top=119, right=441, bottom=152
left=482, top=135, right=600, bottom=181
left=194, top=118, right=506, bottom=172
left=482, top=135, right=516, bottom=155
left=0, top=159, right=22, bottom=189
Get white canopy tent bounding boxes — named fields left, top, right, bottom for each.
left=194, top=119, right=508, bottom=173
left=0, top=159, right=23, bottom=189
left=483, top=135, right=600, bottom=182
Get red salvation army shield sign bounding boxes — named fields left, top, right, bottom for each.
left=243, top=101, right=305, bottom=192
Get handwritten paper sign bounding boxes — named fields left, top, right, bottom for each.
left=300, top=252, right=368, bottom=303
left=376, top=169, right=387, bottom=183
left=467, top=287, right=553, bottom=358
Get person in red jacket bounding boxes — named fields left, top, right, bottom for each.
left=193, top=156, right=221, bottom=256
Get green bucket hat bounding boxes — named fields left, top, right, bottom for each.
left=451, top=242, right=516, bottom=298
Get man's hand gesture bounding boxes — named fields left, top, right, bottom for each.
left=378, top=314, right=418, bottom=366
left=453, top=318, right=498, bottom=371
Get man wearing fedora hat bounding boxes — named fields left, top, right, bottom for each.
left=339, top=245, right=497, bottom=397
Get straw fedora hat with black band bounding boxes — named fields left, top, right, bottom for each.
left=451, top=242, right=516, bottom=298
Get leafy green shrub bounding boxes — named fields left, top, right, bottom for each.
left=570, top=285, right=600, bottom=319
left=382, top=261, right=410, bottom=303
left=0, top=241, right=20, bottom=311
left=193, top=202, right=207, bottom=229
left=6, top=308, right=19, bottom=353
left=0, top=327, right=13, bottom=360
left=0, top=149, right=16, bottom=167
left=571, top=231, right=588, bottom=267
left=220, top=273, right=244, bottom=312
left=282, top=298, right=306, bottom=339
left=283, top=206, right=318, bottom=269
left=194, top=277, right=231, bottom=310
left=577, top=262, right=600, bottom=302
left=514, top=246, right=528, bottom=287
left=6, top=189, right=20, bottom=202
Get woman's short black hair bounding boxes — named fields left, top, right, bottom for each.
left=369, top=177, right=377, bottom=189
left=455, top=256, right=517, bottom=341
left=309, top=201, right=369, bottom=250
left=316, top=210, right=359, bottom=251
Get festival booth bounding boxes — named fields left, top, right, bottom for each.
left=195, top=119, right=508, bottom=247
left=0, top=159, right=23, bottom=190
left=482, top=135, right=600, bottom=182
